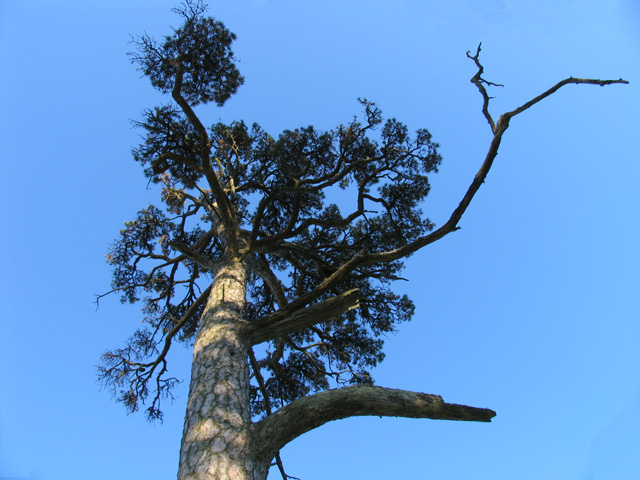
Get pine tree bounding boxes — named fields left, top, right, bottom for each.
left=98, top=2, right=627, bottom=478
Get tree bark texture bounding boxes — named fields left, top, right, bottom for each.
left=253, top=385, right=495, bottom=461
left=178, top=259, right=269, bottom=480
left=176, top=260, right=495, bottom=480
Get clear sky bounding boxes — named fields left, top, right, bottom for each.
left=1, top=1, right=638, bottom=479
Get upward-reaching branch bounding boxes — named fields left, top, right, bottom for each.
left=275, top=51, right=629, bottom=308
left=466, top=43, right=503, bottom=133
left=506, top=76, right=629, bottom=117
left=171, top=61, right=240, bottom=256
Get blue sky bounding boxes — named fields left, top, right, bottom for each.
left=1, top=1, right=638, bottom=479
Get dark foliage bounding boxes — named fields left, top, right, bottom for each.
left=99, top=0, right=442, bottom=421
left=130, top=1, right=243, bottom=106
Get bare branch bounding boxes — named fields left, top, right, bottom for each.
left=506, top=76, right=629, bottom=118
left=466, top=43, right=503, bottom=133
left=252, top=385, right=496, bottom=458
left=283, top=65, right=629, bottom=304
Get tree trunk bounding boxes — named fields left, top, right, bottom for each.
left=177, top=258, right=269, bottom=480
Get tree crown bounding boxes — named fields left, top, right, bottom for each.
left=130, top=0, right=244, bottom=106
left=99, top=0, right=442, bottom=421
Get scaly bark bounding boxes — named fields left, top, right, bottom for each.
left=178, top=259, right=268, bottom=480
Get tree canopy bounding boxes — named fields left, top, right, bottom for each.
left=99, top=1, right=448, bottom=423
left=98, top=1, right=627, bottom=478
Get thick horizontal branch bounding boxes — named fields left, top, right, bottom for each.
left=249, top=288, right=360, bottom=345
left=252, top=385, right=495, bottom=458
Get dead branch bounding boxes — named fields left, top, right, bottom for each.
left=466, top=43, right=503, bottom=132
left=252, top=385, right=496, bottom=458
left=276, top=49, right=629, bottom=310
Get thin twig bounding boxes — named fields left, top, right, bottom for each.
left=466, top=43, right=503, bottom=133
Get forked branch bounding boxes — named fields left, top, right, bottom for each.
left=467, top=42, right=628, bottom=132
left=466, top=43, right=503, bottom=132
left=283, top=48, right=629, bottom=305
